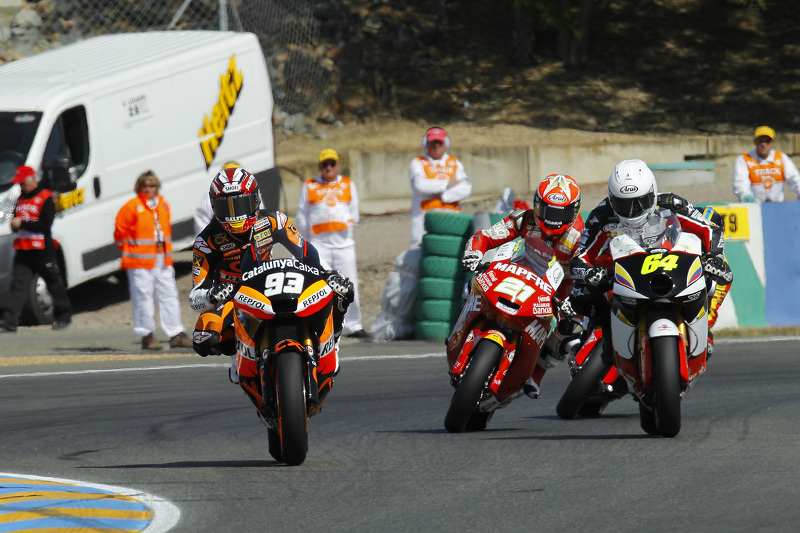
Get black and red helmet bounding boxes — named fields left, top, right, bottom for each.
left=209, top=167, right=261, bottom=234
left=533, top=174, right=581, bottom=236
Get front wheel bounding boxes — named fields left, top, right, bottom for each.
left=444, top=340, right=502, bottom=433
left=653, top=336, right=682, bottom=437
left=556, top=342, right=610, bottom=420
left=273, top=351, right=308, bottom=465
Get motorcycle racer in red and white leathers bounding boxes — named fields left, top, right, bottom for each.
left=567, top=159, right=732, bottom=356
left=189, top=167, right=354, bottom=382
left=462, top=174, right=584, bottom=398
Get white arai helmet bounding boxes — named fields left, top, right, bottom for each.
left=607, top=159, right=658, bottom=228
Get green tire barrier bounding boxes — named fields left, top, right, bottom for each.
left=419, top=255, right=462, bottom=279
left=423, top=211, right=474, bottom=236
left=421, top=233, right=467, bottom=258
left=416, top=211, right=477, bottom=341
left=416, top=298, right=464, bottom=323
left=415, top=320, right=453, bottom=341
left=417, top=277, right=466, bottom=300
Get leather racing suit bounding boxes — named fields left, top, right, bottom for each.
left=463, top=208, right=585, bottom=396
left=189, top=211, right=351, bottom=370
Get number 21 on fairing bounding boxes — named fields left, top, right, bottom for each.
left=494, top=278, right=535, bottom=302
left=263, top=272, right=304, bottom=296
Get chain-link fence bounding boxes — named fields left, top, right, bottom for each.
left=1, top=0, right=330, bottom=122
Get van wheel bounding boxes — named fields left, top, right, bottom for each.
left=21, top=274, right=54, bottom=325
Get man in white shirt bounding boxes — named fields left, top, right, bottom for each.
left=733, top=125, right=800, bottom=203
left=408, top=127, right=472, bottom=248
left=296, top=149, right=366, bottom=338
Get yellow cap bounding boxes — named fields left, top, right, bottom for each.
left=222, top=161, right=241, bottom=170
left=318, top=148, right=339, bottom=163
left=754, top=126, right=775, bottom=140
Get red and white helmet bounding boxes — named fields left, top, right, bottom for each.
left=209, top=167, right=261, bottom=234
left=533, top=174, right=581, bottom=236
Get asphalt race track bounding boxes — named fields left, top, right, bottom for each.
left=0, top=337, right=797, bottom=532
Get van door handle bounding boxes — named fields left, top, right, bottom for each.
left=93, top=176, right=101, bottom=199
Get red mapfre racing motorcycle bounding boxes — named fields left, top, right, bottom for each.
left=233, top=252, right=339, bottom=465
left=444, top=238, right=565, bottom=433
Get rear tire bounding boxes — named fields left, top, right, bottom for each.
left=267, top=427, right=282, bottom=462
left=274, top=352, right=308, bottom=465
left=639, top=401, right=659, bottom=435
left=556, top=343, right=610, bottom=420
left=444, top=340, right=501, bottom=433
left=653, top=336, right=682, bottom=437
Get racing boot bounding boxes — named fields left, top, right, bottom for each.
left=522, top=364, right=547, bottom=399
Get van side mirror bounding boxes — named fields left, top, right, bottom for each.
left=42, top=157, right=78, bottom=192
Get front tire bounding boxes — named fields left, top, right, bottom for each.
left=556, top=342, right=610, bottom=420
left=652, top=336, right=682, bottom=437
left=444, top=340, right=501, bottom=433
left=273, top=352, right=308, bottom=465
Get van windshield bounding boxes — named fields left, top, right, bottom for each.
left=0, top=112, right=42, bottom=188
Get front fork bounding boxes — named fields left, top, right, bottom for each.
left=257, top=321, right=321, bottom=419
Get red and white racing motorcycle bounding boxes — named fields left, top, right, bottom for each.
left=444, top=237, right=564, bottom=433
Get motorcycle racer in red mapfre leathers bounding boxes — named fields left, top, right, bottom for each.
left=461, top=174, right=584, bottom=399
left=188, top=167, right=353, bottom=383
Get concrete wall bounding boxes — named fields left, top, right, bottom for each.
left=279, top=133, right=800, bottom=216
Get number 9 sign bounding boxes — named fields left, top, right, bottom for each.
left=706, top=205, right=750, bottom=241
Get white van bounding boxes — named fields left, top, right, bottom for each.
left=0, top=31, right=278, bottom=323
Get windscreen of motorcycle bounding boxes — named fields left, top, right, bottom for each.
left=609, top=209, right=682, bottom=260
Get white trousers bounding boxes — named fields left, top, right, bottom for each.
left=313, top=242, right=363, bottom=334
left=127, top=254, right=185, bottom=338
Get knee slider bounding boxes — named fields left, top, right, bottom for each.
left=193, top=330, right=221, bottom=357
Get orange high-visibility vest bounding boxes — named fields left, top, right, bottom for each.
left=417, top=155, right=461, bottom=211
left=114, top=194, right=173, bottom=269
left=743, top=151, right=787, bottom=190
left=303, top=176, right=355, bottom=235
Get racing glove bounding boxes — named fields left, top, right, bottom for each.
left=208, top=280, right=236, bottom=305
left=584, top=266, right=611, bottom=290
left=658, top=192, right=688, bottom=214
left=555, top=297, right=577, bottom=319
left=462, top=249, right=483, bottom=272
left=702, top=254, right=733, bottom=285
left=326, top=271, right=355, bottom=311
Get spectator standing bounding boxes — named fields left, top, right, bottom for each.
left=114, top=170, right=192, bottom=350
left=733, top=126, right=800, bottom=203
left=0, top=166, right=72, bottom=332
left=408, top=127, right=472, bottom=249
left=296, top=149, right=366, bottom=337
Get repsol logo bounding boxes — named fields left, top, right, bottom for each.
left=199, top=55, right=244, bottom=168
left=234, top=292, right=265, bottom=310
left=619, top=185, right=638, bottom=194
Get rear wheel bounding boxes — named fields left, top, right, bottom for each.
left=653, top=336, right=682, bottom=437
left=556, top=343, right=610, bottom=420
left=273, top=352, right=308, bottom=465
left=444, top=340, right=501, bottom=433
left=639, top=401, right=658, bottom=435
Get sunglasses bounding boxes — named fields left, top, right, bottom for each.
left=320, top=161, right=337, bottom=168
